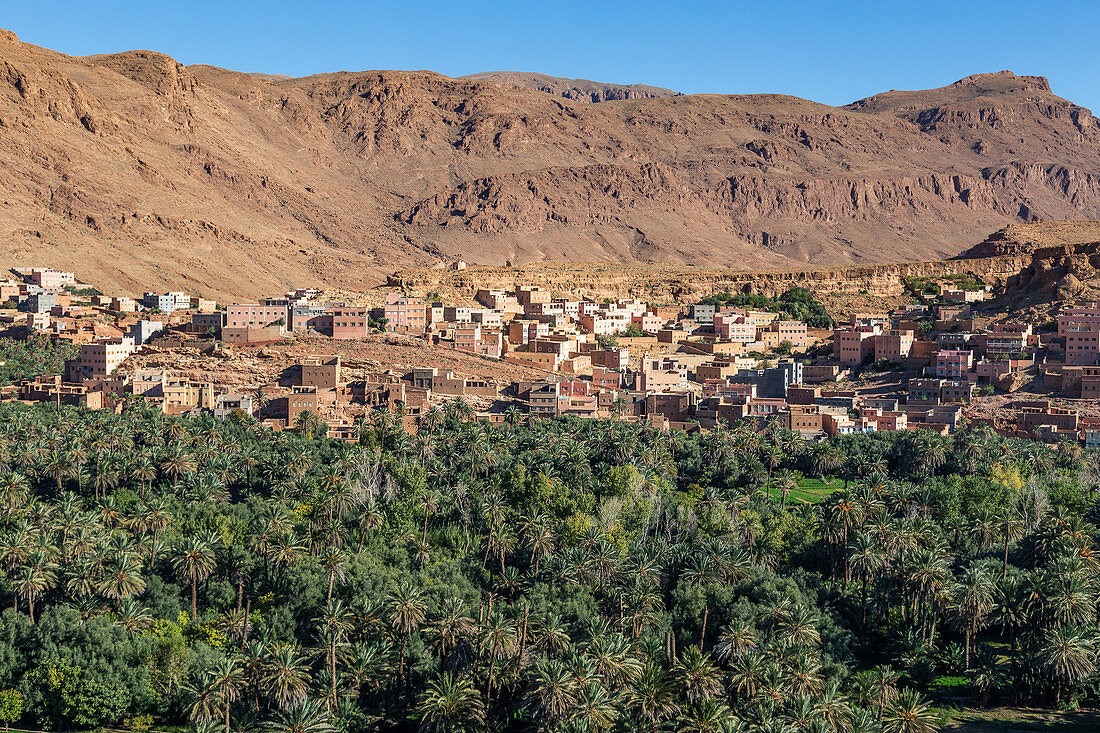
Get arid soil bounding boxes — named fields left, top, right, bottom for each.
left=118, top=333, right=550, bottom=392
left=1, top=26, right=1100, bottom=300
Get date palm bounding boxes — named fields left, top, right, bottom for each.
left=569, top=681, right=618, bottom=731
left=171, top=534, right=217, bottom=619
left=672, top=646, right=723, bottom=704
left=262, top=698, right=336, bottom=733
left=316, top=599, right=354, bottom=708
left=14, top=550, right=57, bottom=623
left=1037, top=625, right=1096, bottom=705
left=115, top=597, right=153, bottom=637
left=881, top=689, right=936, bottom=733
left=415, top=672, right=486, bottom=733
left=262, top=642, right=312, bottom=711
left=386, top=581, right=428, bottom=679
left=478, top=611, right=518, bottom=699
left=96, top=552, right=147, bottom=602
left=626, top=662, right=679, bottom=733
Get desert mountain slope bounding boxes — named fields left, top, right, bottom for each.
left=1, top=30, right=1099, bottom=300
left=458, top=71, right=679, bottom=103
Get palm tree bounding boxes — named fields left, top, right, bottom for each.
left=318, top=545, right=346, bottom=603
left=262, top=698, right=336, bottom=733
left=774, top=469, right=799, bottom=508
left=525, top=658, right=576, bottom=730
left=316, top=599, right=354, bottom=708
left=415, top=672, right=486, bottom=733
left=672, top=647, right=723, bottom=704
left=171, top=535, right=217, bottom=619
left=262, top=643, right=312, bottom=711
left=992, top=507, right=1024, bottom=577
left=626, top=662, right=679, bottom=733
left=386, top=582, right=428, bottom=679
left=206, top=656, right=244, bottom=733
left=13, top=550, right=57, bottom=622
left=678, top=699, right=736, bottom=733
left=96, top=553, right=147, bottom=602
left=569, top=681, right=618, bottom=731
left=881, top=689, right=936, bottom=733
left=478, top=612, right=518, bottom=698
left=952, top=566, right=995, bottom=669
left=115, top=597, right=153, bottom=637
left=1037, top=625, right=1097, bottom=705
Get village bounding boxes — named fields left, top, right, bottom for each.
left=1, top=265, right=1098, bottom=446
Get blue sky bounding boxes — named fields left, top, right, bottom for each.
left=6, top=0, right=1099, bottom=110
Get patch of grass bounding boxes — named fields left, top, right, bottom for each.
left=938, top=707, right=1100, bottom=732
left=786, top=477, right=844, bottom=503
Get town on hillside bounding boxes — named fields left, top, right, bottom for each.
left=1, top=265, right=1097, bottom=446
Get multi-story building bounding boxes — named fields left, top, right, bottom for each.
left=225, top=304, right=287, bottom=330
left=70, top=337, right=136, bottom=379
left=692, top=303, right=717, bottom=324
left=29, top=268, right=75, bottom=289
left=637, top=356, right=688, bottom=393
left=875, top=329, right=914, bottom=363
left=516, top=287, right=552, bottom=307
left=1065, top=323, right=1100, bottom=365
left=330, top=307, right=368, bottom=339
left=714, top=313, right=756, bottom=343
left=384, top=294, right=428, bottom=333
left=1058, top=303, right=1100, bottom=336
left=935, top=349, right=974, bottom=379
left=19, top=292, right=56, bottom=314
left=214, top=394, right=254, bottom=420
left=834, top=326, right=879, bottom=366
left=192, top=312, right=225, bottom=337
left=300, top=356, right=342, bottom=389
left=129, top=320, right=164, bottom=345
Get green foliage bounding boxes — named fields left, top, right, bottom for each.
left=0, top=689, right=23, bottom=727
left=0, top=335, right=78, bottom=387
left=0, top=402, right=1091, bottom=731
left=701, top=287, right=833, bottom=328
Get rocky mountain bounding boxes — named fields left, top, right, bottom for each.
left=1, top=28, right=1099, bottom=299
left=458, top=71, right=679, bottom=103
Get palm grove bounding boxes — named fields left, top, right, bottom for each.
left=0, top=399, right=1097, bottom=733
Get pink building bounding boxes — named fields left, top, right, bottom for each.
left=31, top=268, right=75, bottom=289
left=1065, top=324, right=1100, bottom=366
left=875, top=329, right=914, bottom=363
left=1058, top=303, right=1100, bottom=337
left=631, top=313, right=665, bottom=334
left=714, top=314, right=756, bottom=343
left=226, top=304, right=287, bottom=330
left=936, top=349, right=974, bottom=379
left=591, top=366, right=623, bottom=391
left=455, top=325, right=502, bottom=357
left=863, top=409, right=908, bottom=432
left=330, top=307, right=368, bottom=339
left=384, top=294, right=428, bottom=333
left=637, top=356, right=688, bottom=393
left=834, top=327, right=879, bottom=366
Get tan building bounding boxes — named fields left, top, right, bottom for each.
left=301, top=356, right=342, bottom=389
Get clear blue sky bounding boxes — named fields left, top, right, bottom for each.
left=7, top=0, right=1100, bottom=111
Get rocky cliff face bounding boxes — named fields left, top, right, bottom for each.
left=390, top=222, right=1100, bottom=308
left=1, top=30, right=1100, bottom=299
left=458, top=71, right=679, bottom=103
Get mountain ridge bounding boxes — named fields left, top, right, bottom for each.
left=1, top=29, right=1099, bottom=299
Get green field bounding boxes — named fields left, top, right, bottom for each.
left=938, top=707, right=1100, bottom=732
left=778, top=477, right=845, bottom=504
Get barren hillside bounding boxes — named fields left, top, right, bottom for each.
left=1, top=28, right=1099, bottom=300
left=458, top=71, right=679, bottom=103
